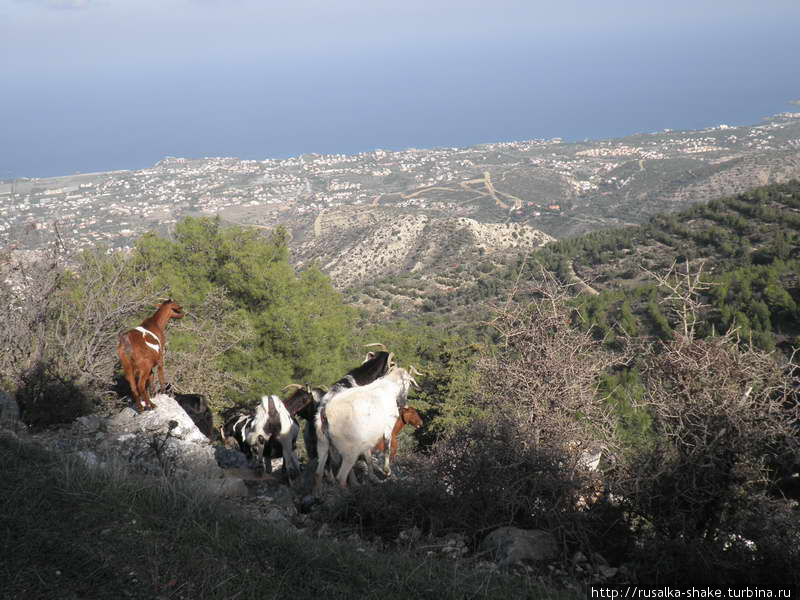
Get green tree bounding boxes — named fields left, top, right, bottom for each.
left=133, top=217, right=356, bottom=400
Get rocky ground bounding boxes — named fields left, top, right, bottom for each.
left=293, top=211, right=553, bottom=289
left=0, top=391, right=621, bottom=589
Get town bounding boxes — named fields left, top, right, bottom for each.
left=2, top=111, right=800, bottom=253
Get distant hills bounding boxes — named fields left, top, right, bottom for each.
left=531, top=180, right=800, bottom=351
left=3, top=113, right=800, bottom=327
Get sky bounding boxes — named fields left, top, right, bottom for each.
left=3, top=0, right=800, bottom=178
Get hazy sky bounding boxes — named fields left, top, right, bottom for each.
left=3, top=1, right=800, bottom=177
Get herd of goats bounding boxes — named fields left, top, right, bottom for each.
left=116, top=299, right=424, bottom=491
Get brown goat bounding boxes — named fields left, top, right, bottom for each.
left=117, top=299, right=184, bottom=411
left=374, top=406, right=423, bottom=463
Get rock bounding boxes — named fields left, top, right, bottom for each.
left=204, top=478, right=249, bottom=498
left=76, top=450, right=100, bottom=468
left=107, top=407, right=139, bottom=430
left=599, top=566, right=618, bottom=579
left=265, top=508, right=295, bottom=530
left=96, top=396, right=225, bottom=479
left=263, top=485, right=296, bottom=509
left=75, top=414, right=102, bottom=434
left=107, top=395, right=209, bottom=444
left=178, top=444, right=224, bottom=478
left=299, top=495, right=319, bottom=513
left=479, top=527, right=558, bottom=568
left=214, top=446, right=250, bottom=469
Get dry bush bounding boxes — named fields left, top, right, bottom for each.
left=2, top=235, right=256, bottom=424
left=605, top=261, right=800, bottom=585
left=481, top=269, right=622, bottom=460
left=612, top=333, right=800, bottom=539
left=1, top=240, right=159, bottom=422
left=0, top=242, right=65, bottom=389
left=166, top=287, right=255, bottom=414
left=49, top=250, right=158, bottom=393
left=14, top=361, right=94, bottom=428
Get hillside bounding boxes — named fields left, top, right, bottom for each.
left=297, top=211, right=551, bottom=286
left=532, top=180, right=800, bottom=350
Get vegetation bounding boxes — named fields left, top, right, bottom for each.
left=0, top=435, right=552, bottom=600
left=0, top=217, right=363, bottom=421
left=529, top=180, right=800, bottom=352
left=134, top=217, right=357, bottom=404
left=329, top=272, right=800, bottom=588
left=4, top=182, right=800, bottom=592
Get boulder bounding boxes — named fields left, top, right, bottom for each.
left=106, top=394, right=208, bottom=444
left=203, top=478, right=250, bottom=498
left=75, top=414, right=102, bottom=434
left=214, top=446, right=250, bottom=469
left=479, top=527, right=558, bottom=568
left=265, top=507, right=296, bottom=531
left=97, top=394, right=223, bottom=478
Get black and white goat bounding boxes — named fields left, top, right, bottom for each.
left=219, top=396, right=300, bottom=479
left=220, top=411, right=256, bottom=458
left=248, top=395, right=301, bottom=480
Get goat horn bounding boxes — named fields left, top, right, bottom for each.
left=317, top=385, right=329, bottom=392
left=282, top=384, right=305, bottom=392
left=363, top=343, right=388, bottom=351
left=387, top=352, right=395, bottom=368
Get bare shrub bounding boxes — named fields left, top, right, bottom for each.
left=49, top=250, right=158, bottom=393
left=1, top=244, right=156, bottom=393
left=0, top=241, right=65, bottom=389
left=612, top=333, right=800, bottom=539
left=481, top=268, right=622, bottom=460
left=605, top=261, right=800, bottom=585
left=166, top=287, right=255, bottom=414
left=2, top=239, right=259, bottom=423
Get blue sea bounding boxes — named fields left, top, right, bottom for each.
left=4, top=19, right=799, bottom=179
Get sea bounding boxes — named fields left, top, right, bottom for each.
left=4, top=19, right=799, bottom=179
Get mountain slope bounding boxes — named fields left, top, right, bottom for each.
left=294, top=207, right=552, bottom=289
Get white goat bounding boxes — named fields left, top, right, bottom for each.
left=314, top=367, right=418, bottom=490
left=247, top=395, right=301, bottom=480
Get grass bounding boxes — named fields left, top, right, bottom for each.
left=0, top=434, right=569, bottom=600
